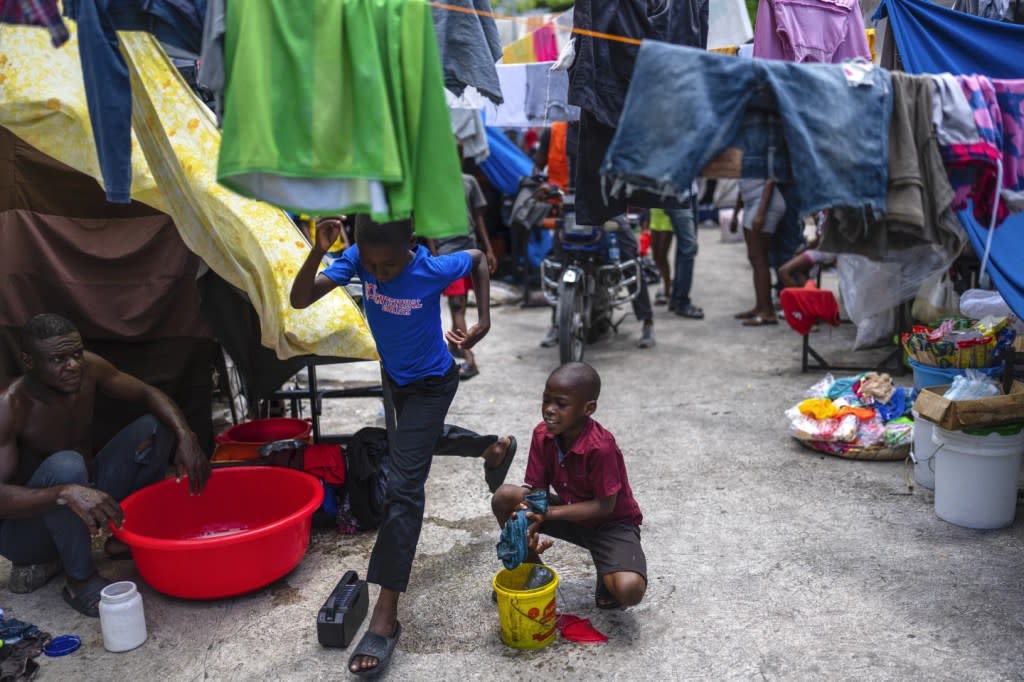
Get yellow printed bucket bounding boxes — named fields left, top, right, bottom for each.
left=492, top=563, right=559, bottom=650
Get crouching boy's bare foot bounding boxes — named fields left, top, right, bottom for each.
left=596, top=571, right=646, bottom=610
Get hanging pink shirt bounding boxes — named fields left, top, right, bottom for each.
left=753, top=0, right=871, bottom=64
left=532, top=23, right=559, bottom=62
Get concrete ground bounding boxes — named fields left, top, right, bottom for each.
left=5, top=225, right=1024, bottom=681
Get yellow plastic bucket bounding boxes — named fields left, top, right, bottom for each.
left=492, top=563, right=559, bottom=650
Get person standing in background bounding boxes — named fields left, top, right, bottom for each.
left=428, top=164, right=497, bottom=380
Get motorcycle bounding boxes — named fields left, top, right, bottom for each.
left=540, top=195, right=641, bottom=364
left=508, top=176, right=564, bottom=306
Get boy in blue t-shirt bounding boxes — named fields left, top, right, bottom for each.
left=291, top=215, right=491, bottom=677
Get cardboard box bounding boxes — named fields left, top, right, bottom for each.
left=913, top=381, right=1024, bottom=431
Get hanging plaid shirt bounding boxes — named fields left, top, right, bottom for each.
left=0, top=0, right=69, bottom=47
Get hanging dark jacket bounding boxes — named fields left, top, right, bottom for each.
left=568, top=0, right=708, bottom=225
left=569, top=0, right=709, bottom=129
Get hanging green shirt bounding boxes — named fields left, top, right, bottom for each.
left=217, top=0, right=464, bottom=238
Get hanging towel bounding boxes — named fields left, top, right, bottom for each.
left=432, top=0, right=503, bottom=104
left=217, top=0, right=465, bottom=237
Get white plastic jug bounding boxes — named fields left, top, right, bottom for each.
left=99, top=581, right=147, bottom=652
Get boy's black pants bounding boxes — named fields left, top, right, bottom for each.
left=368, top=362, right=460, bottom=592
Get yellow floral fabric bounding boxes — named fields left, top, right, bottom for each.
left=0, top=25, right=376, bottom=361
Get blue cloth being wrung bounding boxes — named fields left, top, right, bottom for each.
left=496, top=491, right=549, bottom=570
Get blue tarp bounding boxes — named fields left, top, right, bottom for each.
left=479, top=127, right=534, bottom=195
left=873, top=0, right=1024, bottom=79
left=958, top=204, right=1024, bottom=323
left=875, top=0, right=1024, bottom=321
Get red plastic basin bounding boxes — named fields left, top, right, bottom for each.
left=112, top=466, right=323, bottom=599
left=212, top=418, right=312, bottom=463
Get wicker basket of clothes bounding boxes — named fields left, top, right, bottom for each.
left=794, top=438, right=910, bottom=462
left=787, top=373, right=914, bottom=461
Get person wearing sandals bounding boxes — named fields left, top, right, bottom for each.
left=491, top=363, right=646, bottom=611
left=0, top=314, right=210, bottom=617
left=292, top=215, right=508, bottom=677
left=427, top=166, right=498, bottom=382
left=733, top=179, right=786, bottom=327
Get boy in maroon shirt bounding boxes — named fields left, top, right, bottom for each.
left=491, top=362, right=646, bottom=609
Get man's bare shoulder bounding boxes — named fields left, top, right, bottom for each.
left=0, top=378, right=31, bottom=429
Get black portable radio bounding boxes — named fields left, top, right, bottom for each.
left=317, top=571, right=369, bottom=648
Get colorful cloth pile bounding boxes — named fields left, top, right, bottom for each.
left=787, top=373, right=914, bottom=456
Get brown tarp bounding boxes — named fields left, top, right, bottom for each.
left=0, top=126, right=214, bottom=452
left=0, top=127, right=208, bottom=340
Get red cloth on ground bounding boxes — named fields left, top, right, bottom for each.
left=780, top=281, right=841, bottom=336
left=556, top=614, right=608, bottom=643
left=303, top=444, right=346, bottom=486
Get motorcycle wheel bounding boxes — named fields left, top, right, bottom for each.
left=557, top=279, right=585, bottom=364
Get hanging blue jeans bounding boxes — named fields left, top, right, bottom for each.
left=62, top=0, right=206, bottom=204
left=602, top=41, right=893, bottom=217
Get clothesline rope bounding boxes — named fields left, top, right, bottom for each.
left=429, top=2, right=642, bottom=46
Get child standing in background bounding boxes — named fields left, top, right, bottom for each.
left=428, top=167, right=497, bottom=381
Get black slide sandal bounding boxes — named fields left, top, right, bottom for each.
left=62, top=575, right=110, bottom=618
left=348, top=621, right=401, bottom=677
left=485, top=436, right=517, bottom=493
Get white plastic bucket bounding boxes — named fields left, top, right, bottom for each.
left=910, top=411, right=937, bottom=490
left=932, top=424, right=1024, bottom=529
